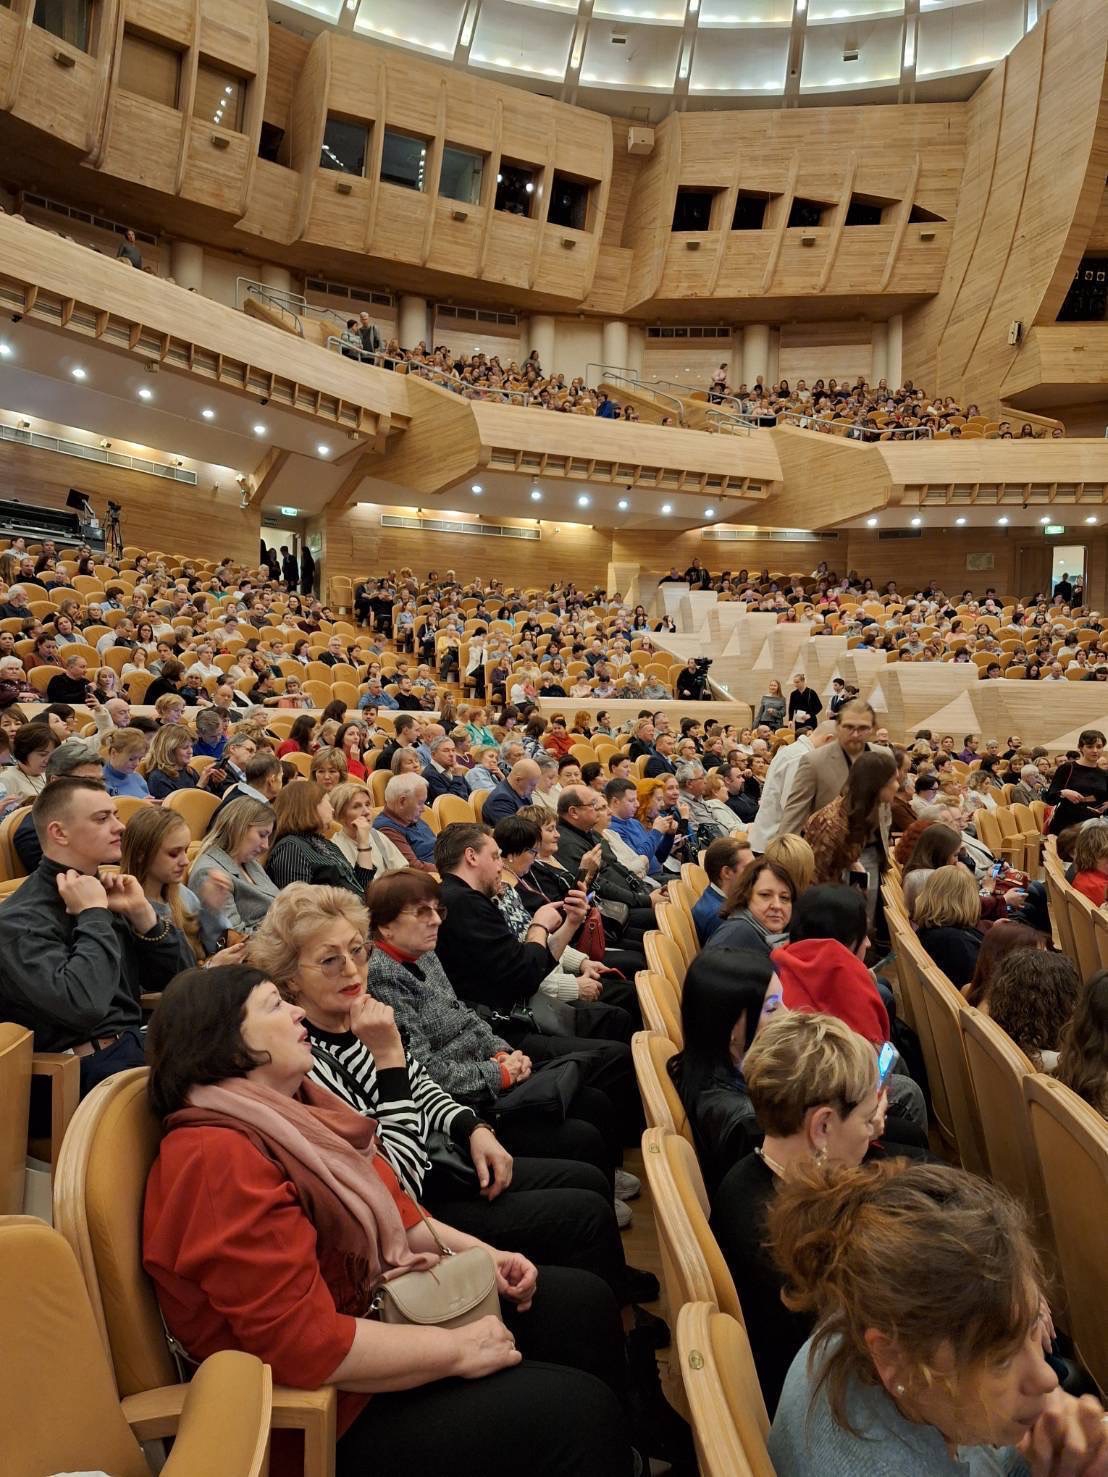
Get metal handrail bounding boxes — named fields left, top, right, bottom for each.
left=779, top=411, right=934, bottom=440
left=236, top=278, right=305, bottom=337
left=705, top=408, right=753, bottom=436
left=323, top=337, right=539, bottom=408
left=584, top=364, right=686, bottom=423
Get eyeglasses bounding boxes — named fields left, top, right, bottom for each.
left=400, top=903, right=448, bottom=923
left=306, top=942, right=369, bottom=978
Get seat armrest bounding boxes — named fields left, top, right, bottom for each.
left=160, top=1352, right=272, bottom=1477
left=30, top=1051, right=79, bottom=1165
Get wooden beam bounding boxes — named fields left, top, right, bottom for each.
left=760, top=154, right=800, bottom=296
left=326, top=453, right=375, bottom=515
left=879, top=153, right=921, bottom=291
left=246, top=445, right=290, bottom=508
left=817, top=152, right=857, bottom=293
left=420, top=79, right=448, bottom=267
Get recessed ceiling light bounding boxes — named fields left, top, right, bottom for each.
left=137, top=387, right=152, bottom=401
left=703, top=507, right=715, bottom=518
left=201, top=407, right=215, bottom=420
left=617, top=499, right=629, bottom=511
left=910, top=516, right=922, bottom=527
left=955, top=516, right=967, bottom=526
left=253, top=423, right=267, bottom=435
left=661, top=503, right=673, bottom=515
left=1086, top=515, right=1099, bottom=524
left=71, top=366, right=87, bottom=380
left=530, top=488, right=542, bottom=502
left=997, top=516, right=1009, bottom=526
left=577, top=494, right=590, bottom=508
left=471, top=483, right=483, bottom=494
left=866, top=517, right=878, bottom=528
left=0, top=343, right=11, bottom=358
left=317, top=443, right=331, bottom=457
left=1039, top=516, right=1050, bottom=525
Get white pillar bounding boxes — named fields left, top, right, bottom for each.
left=260, top=263, right=294, bottom=296
left=170, top=240, right=204, bottom=293
left=627, top=324, right=646, bottom=381
left=871, top=322, right=889, bottom=387
left=742, top=324, right=770, bottom=388
left=887, top=313, right=904, bottom=390
left=527, top=314, right=556, bottom=373
left=767, top=327, right=780, bottom=385
left=601, top=319, right=630, bottom=375
left=398, top=294, right=429, bottom=349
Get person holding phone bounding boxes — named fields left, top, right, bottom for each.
left=712, top=1011, right=892, bottom=1415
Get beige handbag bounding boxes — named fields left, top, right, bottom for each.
left=373, top=1229, right=501, bottom=1330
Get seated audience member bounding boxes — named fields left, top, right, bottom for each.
left=192, top=707, right=226, bottom=759
left=277, top=714, right=318, bottom=757
left=964, top=920, right=1046, bottom=1006
left=712, top=1011, right=883, bottom=1414
left=766, top=1159, right=1102, bottom=1475
left=0, top=777, right=193, bottom=1094
left=481, top=759, right=541, bottom=826
left=912, top=866, right=985, bottom=987
left=265, top=780, right=377, bottom=896
left=422, top=733, right=470, bottom=801
left=556, top=786, right=658, bottom=940
left=1057, top=969, right=1108, bottom=1118
left=153, top=691, right=188, bottom=729
left=141, top=724, right=224, bottom=800
left=0, top=722, right=58, bottom=799
left=467, top=745, right=505, bottom=792
left=210, top=749, right=283, bottom=820
left=329, top=781, right=407, bottom=876
left=102, top=726, right=151, bottom=798
left=372, top=714, right=422, bottom=773
left=310, top=747, right=348, bottom=793
left=373, top=772, right=437, bottom=869
left=605, top=776, right=677, bottom=878
left=188, top=796, right=280, bottom=936
left=46, top=651, right=106, bottom=705
left=980, top=948, right=1080, bottom=1072
left=900, top=822, right=964, bottom=914
left=122, top=806, right=230, bottom=961
left=336, top=723, right=369, bottom=781
left=669, top=947, right=774, bottom=1191
left=1070, top=821, right=1108, bottom=906
left=706, top=857, right=795, bottom=959
left=693, top=835, right=754, bottom=944
left=12, top=741, right=106, bottom=872
left=246, top=882, right=646, bottom=1309
left=142, top=965, right=635, bottom=1477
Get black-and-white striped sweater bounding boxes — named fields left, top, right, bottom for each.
left=306, top=1026, right=478, bottom=1198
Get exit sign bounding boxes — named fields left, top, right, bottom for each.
left=1044, top=524, right=1065, bottom=536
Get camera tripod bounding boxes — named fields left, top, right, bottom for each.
left=104, top=508, right=122, bottom=559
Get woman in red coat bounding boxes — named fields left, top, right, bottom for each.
left=143, top=964, right=632, bottom=1477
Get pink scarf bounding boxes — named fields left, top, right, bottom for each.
left=182, top=1078, right=438, bottom=1289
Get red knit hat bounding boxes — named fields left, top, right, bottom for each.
left=769, top=938, right=890, bottom=1046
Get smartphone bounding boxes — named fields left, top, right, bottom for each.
left=848, top=871, right=869, bottom=890
left=990, top=860, right=1005, bottom=877
left=585, top=890, right=596, bottom=906
left=575, top=864, right=596, bottom=888
left=876, top=1040, right=897, bottom=1088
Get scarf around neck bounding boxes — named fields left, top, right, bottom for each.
left=739, top=907, right=791, bottom=951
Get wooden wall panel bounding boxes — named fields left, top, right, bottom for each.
left=367, top=183, right=433, bottom=263
left=199, top=0, right=261, bottom=76
left=306, top=172, right=376, bottom=255
left=11, top=25, right=105, bottom=154
left=261, top=23, right=307, bottom=133
left=179, top=117, right=253, bottom=214
left=100, top=92, right=185, bottom=194
left=0, top=439, right=260, bottom=565
left=125, top=0, right=194, bottom=51
left=0, top=7, right=22, bottom=107
left=624, top=114, right=681, bottom=309
left=235, top=158, right=299, bottom=246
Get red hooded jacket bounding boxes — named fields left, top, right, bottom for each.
left=770, top=937, right=890, bottom=1046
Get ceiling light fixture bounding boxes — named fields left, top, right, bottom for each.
left=0, top=343, right=11, bottom=358
left=71, top=366, right=87, bottom=380
left=317, top=443, right=331, bottom=457
left=201, top=407, right=215, bottom=420
left=997, top=516, right=1009, bottom=526
left=1086, top=515, right=1099, bottom=524
left=865, top=516, right=878, bottom=527
left=661, top=503, right=673, bottom=515
left=471, top=483, right=483, bottom=494
left=617, top=499, right=629, bottom=511
left=703, top=507, right=715, bottom=518
left=253, top=423, right=267, bottom=435
left=530, top=488, right=542, bottom=502
left=1039, top=515, right=1050, bottom=524
left=955, top=516, right=967, bottom=526
left=910, top=516, right=922, bottom=527
left=137, top=387, right=153, bottom=401
left=577, top=494, right=591, bottom=508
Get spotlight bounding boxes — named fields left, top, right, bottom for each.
left=997, top=516, right=1009, bottom=526
left=910, top=516, right=922, bottom=527
left=703, top=507, right=715, bottom=518
left=577, top=494, right=590, bottom=508
left=317, top=443, right=331, bottom=457
left=661, top=503, right=673, bottom=515
left=253, top=423, right=267, bottom=435
left=71, top=366, right=87, bottom=380
left=201, top=407, right=215, bottom=420
left=1086, top=515, right=1099, bottom=525
left=0, top=343, right=11, bottom=358
left=137, top=387, right=153, bottom=401
left=471, top=484, right=483, bottom=494
left=617, top=499, right=629, bottom=511
left=955, top=517, right=967, bottom=526
left=530, top=489, right=542, bottom=502
left=865, top=517, right=877, bottom=528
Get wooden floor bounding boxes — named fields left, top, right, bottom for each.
left=622, top=1144, right=676, bottom=1394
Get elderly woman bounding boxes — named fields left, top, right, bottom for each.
left=706, top=857, right=796, bottom=959
left=143, top=964, right=634, bottom=1477
left=188, top=795, right=280, bottom=935
left=245, top=882, right=639, bottom=1308
left=311, top=746, right=349, bottom=792
left=265, top=780, right=377, bottom=895
left=466, top=745, right=504, bottom=792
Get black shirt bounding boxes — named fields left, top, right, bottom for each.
left=435, top=873, right=553, bottom=1013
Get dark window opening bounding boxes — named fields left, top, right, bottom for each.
left=440, top=145, right=484, bottom=204
left=258, top=121, right=286, bottom=164
left=548, top=173, right=593, bottom=231
left=495, top=163, right=538, bottom=217
left=844, top=198, right=884, bottom=226
left=787, top=197, right=833, bottom=229
left=908, top=203, right=946, bottom=223
left=1058, top=257, right=1108, bottom=323
left=672, top=188, right=719, bottom=232
left=381, top=131, right=429, bottom=191
left=33, top=0, right=93, bottom=52
left=320, top=116, right=369, bottom=176
left=732, top=192, right=773, bottom=230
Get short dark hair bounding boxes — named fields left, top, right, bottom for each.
left=581, top=761, right=602, bottom=785
left=395, top=715, right=419, bottom=737
left=493, top=813, right=542, bottom=858
left=365, top=867, right=441, bottom=934
left=244, top=751, right=282, bottom=783
left=433, top=820, right=492, bottom=874
left=789, top=884, right=868, bottom=952
left=13, top=724, right=58, bottom=763
left=42, top=703, right=75, bottom=724
left=31, top=775, right=109, bottom=841
left=146, top=965, right=270, bottom=1119
left=605, top=777, right=638, bottom=803
left=703, top=835, right=750, bottom=886
left=557, top=754, right=580, bottom=773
